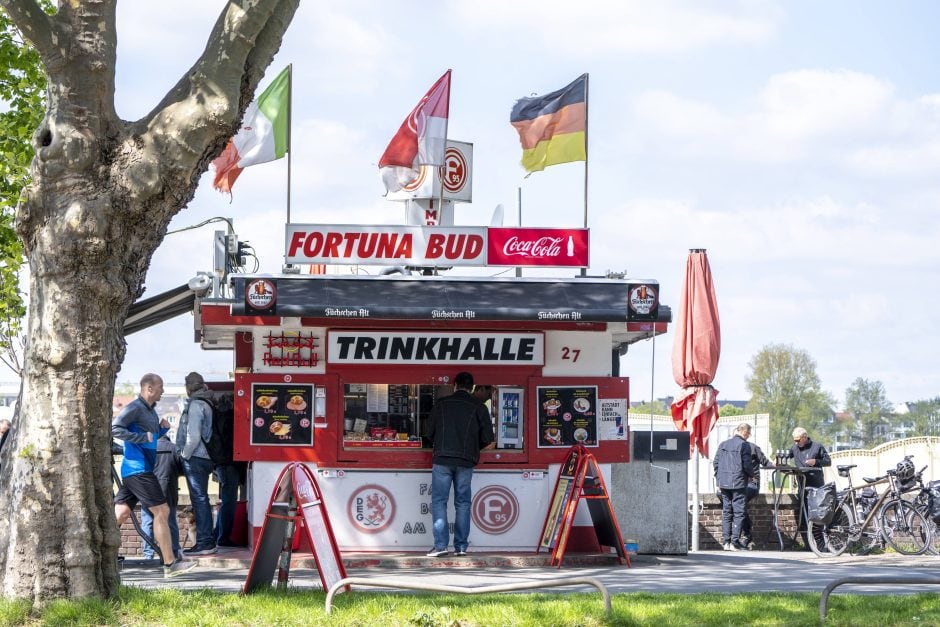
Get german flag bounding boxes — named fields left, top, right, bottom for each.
left=510, top=74, right=586, bottom=173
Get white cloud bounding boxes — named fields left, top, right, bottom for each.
left=452, top=0, right=780, bottom=55
left=633, top=69, right=940, bottom=176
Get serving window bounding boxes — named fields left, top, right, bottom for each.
left=342, top=383, right=450, bottom=448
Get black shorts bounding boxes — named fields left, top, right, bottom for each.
left=114, top=472, right=167, bottom=509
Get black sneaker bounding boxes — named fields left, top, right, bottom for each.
left=426, top=548, right=448, bottom=557
left=730, top=541, right=747, bottom=551
left=184, top=543, right=218, bottom=556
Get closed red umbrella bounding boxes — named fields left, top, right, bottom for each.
left=671, top=249, right=721, bottom=458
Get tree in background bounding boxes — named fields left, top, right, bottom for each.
left=907, top=397, right=940, bottom=437
left=630, top=399, right=670, bottom=416
left=718, top=404, right=747, bottom=417
left=0, top=4, right=47, bottom=374
left=744, top=343, right=834, bottom=450
left=0, top=0, right=298, bottom=602
left=844, top=377, right=894, bottom=447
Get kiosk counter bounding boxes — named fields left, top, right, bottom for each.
left=197, top=273, right=670, bottom=551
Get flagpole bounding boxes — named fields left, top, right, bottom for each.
left=515, top=186, right=522, bottom=278
left=581, top=72, right=589, bottom=278
left=437, top=70, right=452, bottom=225
left=286, top=63, right=293, bottom=225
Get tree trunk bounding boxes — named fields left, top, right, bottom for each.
left=0, top=0, right=299, bottom=601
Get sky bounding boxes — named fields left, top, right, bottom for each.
left=98, top=0, right=940, bottom=408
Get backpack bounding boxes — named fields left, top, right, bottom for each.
left=806, top=482, right=837, bottom=524
left=199, top=394, right=234, bottom=466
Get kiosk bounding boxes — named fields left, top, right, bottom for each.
left=193, top=225, right=670, bottom=552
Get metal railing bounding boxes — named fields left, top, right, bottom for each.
left=819, top=576, right=940, bottom=622
left=325, top=575, right=611, bottom=615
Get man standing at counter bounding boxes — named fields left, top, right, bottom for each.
left=427, top=372, right=495, bottom=557
left=790, top=426, right=831, bottom=549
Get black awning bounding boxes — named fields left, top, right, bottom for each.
left=230, top=275, right=669, bottom=324
left=125, top=284, right=196, bottom=335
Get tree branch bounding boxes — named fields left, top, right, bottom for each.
left=142, top=0, right=298, bottom=148
left=0, top=0, right=57, bottom=65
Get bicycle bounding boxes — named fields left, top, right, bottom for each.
left=808, top=458, right=933, bottom=557
left=904, top=464, right=940, bottom=556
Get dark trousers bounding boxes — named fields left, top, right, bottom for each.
left=741, top=483, right=760, bottom=540
left=720, top=487, right=748, bottom=544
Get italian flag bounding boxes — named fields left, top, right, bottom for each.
left=212, top=66, right=290, bottom=193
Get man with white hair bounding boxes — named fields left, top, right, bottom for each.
left=789, top=426, right=831, bottom=549
left=789, top=427, right=831, bottom=489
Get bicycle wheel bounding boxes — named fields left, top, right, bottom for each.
left=880, top=499, right=932, bottom=555
left=809, top=503, right=853, bottom=557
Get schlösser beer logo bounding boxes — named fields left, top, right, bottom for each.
left=629, top=284, right=657, bottom=315
left=348, top=484, right=395, bottom=534
left=471, top=485, right=519, bottom=535
left=501, top=236, right=563, bottom=259
left=246, top=279, right=276, bottom=310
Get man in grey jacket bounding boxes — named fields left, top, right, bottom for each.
left=713, top=423, right=756, bottom=551
left=176, top=371, right=217, bottom=556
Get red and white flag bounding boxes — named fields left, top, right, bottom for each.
left=378, top=70, right=451, bottom=194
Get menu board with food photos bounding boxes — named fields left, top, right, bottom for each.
left=536, top=386, right=598, bottom=448
left=250, top=383, right=314, bottom=446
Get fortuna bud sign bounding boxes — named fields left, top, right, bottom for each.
left=285, top=225, right=589, bottom=268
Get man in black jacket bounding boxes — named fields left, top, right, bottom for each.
left=790, top=426, right=831, bottom=548
left=713, top=423, right=756, bottom=551
left=789, top=427, right=830, bottom=488
left=426, top=372, right=495, bottom=558
left=739, top=440, right=773, bottom=549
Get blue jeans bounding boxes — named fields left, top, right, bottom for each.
left=141, top=506, right=181, bottom=560
left=214, top=464, right=241, bottom=544
left=182, top=456, right=215, bottom=547
left=431, top=464, right=473, bottom=552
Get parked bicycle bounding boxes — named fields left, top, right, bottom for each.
left=904, top=463, right=940, bottom=556
left=807, top=457, right=933, bottom=557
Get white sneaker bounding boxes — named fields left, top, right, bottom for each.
left=426, top=548, right=448, bottom=557
left=164, top=558, right=197, bottom=578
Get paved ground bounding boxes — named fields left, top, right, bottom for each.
left=118, top=548, right=940, bottom=596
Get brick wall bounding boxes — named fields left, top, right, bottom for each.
left=691, top=493, right=803, bottom=550
left=118, top=500, right=197, bottom=558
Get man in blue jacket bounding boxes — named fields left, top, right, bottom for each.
left=426, top=371, right=495, bottom=558
left=713, top=422, right=756, bottom=551
left=113, top=373, right=196, bottom=577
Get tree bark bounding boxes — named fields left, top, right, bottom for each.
left=0, top=0, right=298, bottom=601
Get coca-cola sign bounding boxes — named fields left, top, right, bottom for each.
left=487, top=228, right=589, bottom=267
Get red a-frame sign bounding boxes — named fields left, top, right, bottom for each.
left=537, top=444, right=630, bottom=567
left=243, top=462, right=347, bottom=593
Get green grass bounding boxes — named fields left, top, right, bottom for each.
left=0, top=588, right=938, bottom=626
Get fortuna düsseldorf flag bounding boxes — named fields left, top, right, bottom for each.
left=378, top=70, right=451, bottom=194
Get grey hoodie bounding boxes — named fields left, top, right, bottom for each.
left=176, top=388, right=213, bottom=461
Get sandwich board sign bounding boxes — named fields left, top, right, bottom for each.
left=537, top=444, right=630, bottom=568
left=243, top=462, right=347, bottom=593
